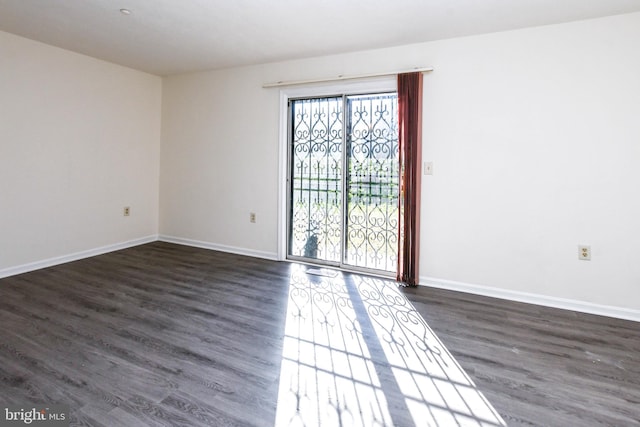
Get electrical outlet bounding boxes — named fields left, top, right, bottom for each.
left=578, top=245, right=590, bottom=261
left=250, top=212, right=256, bottom=223
left=124, top=207, right=130, bottom=217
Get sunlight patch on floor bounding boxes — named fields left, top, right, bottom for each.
left=275, top=265, right=505, bottom=427
left=353, top=275, right=505, bottom=426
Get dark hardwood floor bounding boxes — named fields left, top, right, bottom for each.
left=404, top=287, right=640, bottom=427
left=0, top=242, right=638, bottom=426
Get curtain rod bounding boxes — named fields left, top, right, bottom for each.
left=262, top=66, right=434, bottom=88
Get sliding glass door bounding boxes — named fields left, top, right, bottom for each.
left=288, top=96, right=343, bottom=264
left=288, top=93, right=399, bottom=274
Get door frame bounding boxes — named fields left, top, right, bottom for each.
left=277, top=77, right=397, bottom=266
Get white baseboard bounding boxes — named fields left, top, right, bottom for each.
left=158, top=235, right=279, bottom=261
left=3, top=236, right=636, bottom=323
left=0, top=235, right=159, bottom=279
left=420, top=276, right=640, bottom=323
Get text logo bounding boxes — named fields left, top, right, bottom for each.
left=1, top=406, right=69, bottom=427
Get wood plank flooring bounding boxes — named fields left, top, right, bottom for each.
left=275, top=265, right=504, bottom=426
left=0, top=242, right=638, bottom=426
left=403, top=287, right=640, bottom=426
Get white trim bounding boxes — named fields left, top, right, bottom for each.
left=277, top=76, right=398, bottom=262
left=0, top=235, right=158, bottom=279
left=277, top=89, right=289, bottom=261
left=2, top=233, right=637, bottom=323
left=159, top=235, right=279, bottom=261
left=420, top=276, right=640, bottom=323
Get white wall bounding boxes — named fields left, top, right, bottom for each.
left=161, top=12, right=640, bottom=313
left=160, top=66, right=280, bottom=258
left=0, top=31, right=161, bottom=271
left=420, top=14, right=640, bottom=313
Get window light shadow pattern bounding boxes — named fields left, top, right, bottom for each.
left=275, top=265, right=505, bottom=427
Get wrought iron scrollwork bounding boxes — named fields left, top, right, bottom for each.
left=346, top=94, right=399, bottom=272
left=290, top=97, right=343, bottom=263
left=289, top=94, right=399, bottom=273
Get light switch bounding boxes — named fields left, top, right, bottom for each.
left=424, top=161, right=433, bottom=175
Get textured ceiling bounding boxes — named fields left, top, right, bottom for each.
left=1, top=0, right=640, bottom=76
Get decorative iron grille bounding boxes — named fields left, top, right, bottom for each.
left=289, top=97, right=343, bottom=263
left=288, top=93, right=399, bottom=273
left=345, top=94, right=399, bottom=272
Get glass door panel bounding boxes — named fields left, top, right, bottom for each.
left=288, top=93, right=399, bottom=273
left=345, top=94, right=399, bottom=272
left=288, top=97, right=343, bottom=263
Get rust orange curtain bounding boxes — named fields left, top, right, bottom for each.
left=397, top=72, right=423, bottom=286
